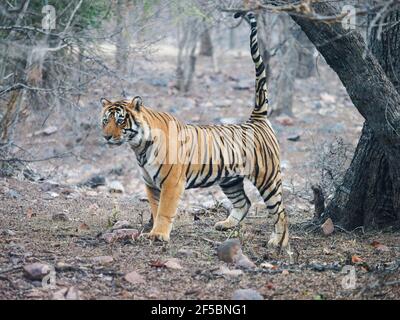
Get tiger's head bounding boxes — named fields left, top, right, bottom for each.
left=100, top=96, right=148, bottom=148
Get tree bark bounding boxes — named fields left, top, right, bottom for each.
left=288, top=2, right=400, bottom=228
left=324, top=7, right=400, bottom=229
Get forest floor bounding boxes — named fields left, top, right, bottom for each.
left=0, top=43, right=399, bottom=300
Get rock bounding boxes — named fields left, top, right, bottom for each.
left=321, top=218, right=334, bottom=236
left=6, top=189, right=21, bottom=199
left=260, top=262, right=277, bottom=270
left=92, top=256, right=114, bottom=265
left=78, top=175, right=106, bottom=189
left=235, top=254, right=256, bottom=269
left=124, top=271, right=145, bottom=284
left=39, top=181, right=59, bottom=192
left=281, top=269, right=290, bottom=275
left=34, top=126, right=58, bottom=136
left=111, top=220, right=132, bottom=231
left=52, top=212, right=69, bottom=222
left=275, top=115, right=294, bottom=126
left=232, top=289, right=263, bottom=300
left=43, top=192, right=59, bottom=200
left=164, top=258, right=183, bottom=270
left=215, top=266, right=243, bottom=278
left=217, top=239, right=242, bottom=263
left=177, top=248, right=195, bottom=258
left=52, top=287, right=80, bottom=300
left=102, top=229, right=139, bottom=243
left=1, top=229, right=16, bottom=236
left=287, top=134, right=301, bottom=142
left=107, top=180, right=125, bottom=194
left=23, top=263, right=52, bottom=281
left=23, top=168, right=41, bottom=181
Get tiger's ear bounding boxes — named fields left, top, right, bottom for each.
left=131, top=96, right=143, bottom=112
left=100, top=98, right=111, bottom=108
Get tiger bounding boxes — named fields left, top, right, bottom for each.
left=100, top=12, right=289, bottom=249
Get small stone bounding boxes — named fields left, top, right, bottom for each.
left=124, top=271, right=145, bottom=284
left=40, top=181, right=59, bottom=192
left=1, top=229, right=16, bottom=236
left=234, top=254, right=256, bottom=269
left=275, top=115, right=294, bottom=126
left=34, top=126, right=58, bottom=136
left=177, top=248, right=195, bottom=257
left=217, top=239, right=242, bottom=263
left=107, top=180, right=125, bottom=194
left=52, top=212, right=69, bottom=222
left=102, top=229, right=139, bottom=243
left=232, top=289, right=263, bottom=300
left=52, top=287, right=80, bottom=300
left=111, top=220, right=132, bottom=231
left=287, top=134, right=301, bottom=142
left=321, top=218, right=334, bottom=236
left=43, top=192, right=59, bottom=200
left=281, top=269, right=290, bottom=275
left=23, top=263, right=52, bottom=281
left=6, top=189, right=20, bottom=199
left=164, top=258, right=183, bottom=270
left=78, top=175, right=106, bottom=189
left=260, top=262, right=277, bottom=270
left=92, top=256, right=114, bottom=265
left=215, top=266, right=243, bottom=278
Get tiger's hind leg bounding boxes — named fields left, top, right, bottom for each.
left=215, top=177, right=251, bottom=231
left=255, top=173, right=289, bottom=248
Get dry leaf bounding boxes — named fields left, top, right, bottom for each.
left=79, top=223, right=90, bottom=230
left=150, top=259, right=166, bottom=268
left=371, top=240, right=390, bottom=252
left=26, top=208, right=36, bottom=219
left=351, top=255, right=363, bottom=264
left=265, top=282, right=274, bottom=290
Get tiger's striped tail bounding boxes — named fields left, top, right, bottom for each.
left=235, top=12, right=269, bottom=120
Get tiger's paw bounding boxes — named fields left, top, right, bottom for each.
left=214, top=217, right=239, bottom=231
left=268, top=232, right=289, bottom=248
left=142, top=230, right=170, bottom=242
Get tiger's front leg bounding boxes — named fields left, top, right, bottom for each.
left=147, top=175, right=185, bottom=242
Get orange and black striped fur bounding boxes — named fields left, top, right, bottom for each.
left=100, top=12, right=289, bottom=248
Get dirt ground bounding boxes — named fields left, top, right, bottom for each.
left=0, top=43, right=399, bottom=300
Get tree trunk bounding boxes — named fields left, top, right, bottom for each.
left=199, top=26, right=213, bottom=57
left=324, top=8, right=400, bottom=229
left=115, top=0, right=129, bottom=73
left=289, top=2, right=400, bottom=229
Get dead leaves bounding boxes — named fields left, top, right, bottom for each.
left=371, top=240, right=390, bottom=252
left=351, top=255, right=364, bottom=264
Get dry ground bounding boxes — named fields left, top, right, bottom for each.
left=0, top=177, right=399, bottom=300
